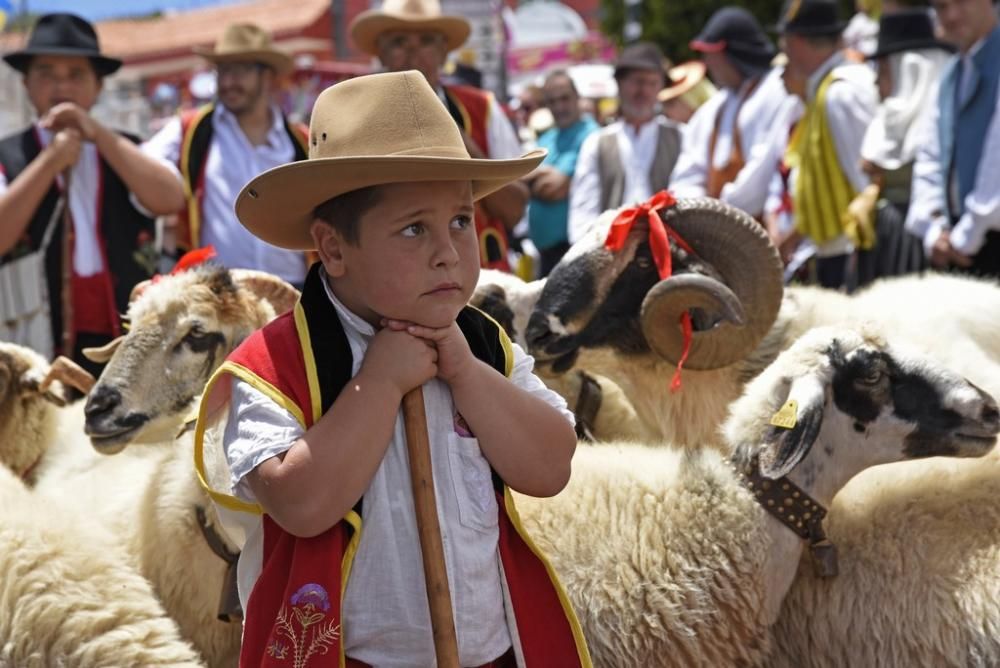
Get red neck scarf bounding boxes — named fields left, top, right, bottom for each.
left=603, top=191, right=694, bottom=392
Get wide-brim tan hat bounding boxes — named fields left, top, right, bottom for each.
left=194, top=22, right=294, bottom=75
left=235, top=70, right=545, bottom=251
left=350, top=0, right=471, bottom=57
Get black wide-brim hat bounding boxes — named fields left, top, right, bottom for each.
left=868, top=9, right=955, bottom=60
left=3, top=13, right=122, bottom=76
left=773, top=0, right=848, bottom=36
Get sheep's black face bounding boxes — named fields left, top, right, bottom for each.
left=526, top=241, right=661, bottom=371
left=828, top=342, right=1000, bottom=459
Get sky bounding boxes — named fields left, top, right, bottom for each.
left=12, top=0, right=244, bottom=22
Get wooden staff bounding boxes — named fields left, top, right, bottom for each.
left=59, top=169, right=75, bottom=358
left=401, top=387, right=460, bottom=668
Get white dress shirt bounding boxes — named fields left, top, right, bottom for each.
left=670, top=67, right=796, bottom=217
left=568, top=116, right=672, bottom=243
left=223, top=275, right=575, bottom=667
left=905, top=41, right=1000, bottom=257
left=142, top=104, right=307, bottom=284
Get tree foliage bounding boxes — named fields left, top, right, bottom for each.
left=600, top=0, right=856, bottom=66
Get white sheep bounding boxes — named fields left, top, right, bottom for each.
left=34, top=265, right=297, bottom=667
left=514, top=326, right=999, bottom=667
left=0, top=450, right=204, bottom=666
left=527, top=198, right=1000, bottom=664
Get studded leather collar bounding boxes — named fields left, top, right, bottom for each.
left=733, top=455, right=839, bottom=577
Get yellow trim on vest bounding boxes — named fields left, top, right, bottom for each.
left=469, top=305, right=514, bottom=378
left=785, top=70, right=856, bottom=246
left=179, top=104, right=214, bottom=249
left=338, top=509, right=363, bottom=668
left=503, top=488, right=593, bottom=667
left=479, top=226, right=505, bottom=266
left=293, top=301, right=324, bottom=427
left=194, top=360, right=309, bottom=514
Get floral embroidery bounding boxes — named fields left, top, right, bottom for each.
left=454, top=411, right=474, bottom=438
left=272, top=583, right=340, bottom=666
left=132, top=229, right=158, bottom=276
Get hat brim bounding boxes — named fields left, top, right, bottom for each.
left=3, top=48, right=121, bottom=76
left=350, top=11, right=471, bottom=57
left=771, top=20, right=848, bottom=36
left=193, top=48, right=295, bottom=75
left=868, top=39, right=956, bottom=60
left=236, top=150, right=546, bottom=250
left=658, top=61, right=708, bottom=102
left=690, top=39, right=726, bottom=54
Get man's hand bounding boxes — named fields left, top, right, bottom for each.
left=530, top=166, right=570, bottom=201
left=930, top=230, right=973, bottom=269
left=46, top=128, right=83, bottom=172
left=40, top=103, right=98, bottom=142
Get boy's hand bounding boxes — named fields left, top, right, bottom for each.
left=383, top=319, right=476, bottom=386
left=360, top=327, right=438, bottom=399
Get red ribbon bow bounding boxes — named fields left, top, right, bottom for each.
left=603, top=191, right=694, bottom=392
left=149, top=246, right=218, bottom=286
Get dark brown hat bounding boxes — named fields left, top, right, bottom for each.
left=868, top=9, right=955, bottom=60
left=614, top=41, right=667, bottom=81
left=774, top=0, right=848, bottom=36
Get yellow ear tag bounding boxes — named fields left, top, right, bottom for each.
left=770, top=399, right=798, bottom=430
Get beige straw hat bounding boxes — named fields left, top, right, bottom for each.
left=193, top=23, right=294, bottom=75
left=235, top=71, right=545, bottom=250
left=349, top=0, right=471, bottom=57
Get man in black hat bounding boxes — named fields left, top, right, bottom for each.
left=0, top=13, right=185, bottom=371
left=670, top=6, right=796, bottom=219
left=776, top=0, right=878, bottom=290
left=568, top=41, right=682, bottom=242
left=906, top=0, right=1000, bottom=277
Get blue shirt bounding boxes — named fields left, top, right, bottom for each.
left=528, top=116, right=599, bottom=249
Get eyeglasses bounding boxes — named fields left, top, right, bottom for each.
left=216, top=62, right=263, bottom=78
left=378, top=32, right=445, bottom=53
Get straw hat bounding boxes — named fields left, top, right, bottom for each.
left=658, top=61, right=712, bottom=103
left=350, top=0, right=471, bottom=57
left=235, top=71, right=545, bottom=250
left=193, top=23, right=293, bottom=75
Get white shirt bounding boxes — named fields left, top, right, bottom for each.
left=0, top=124, right=160, bottom=277
left=670, top=67, right=796, bottom=217
left=568, top=116, right=672, bottom=243
left=223, top=276, right=574, bottom=667
left=142, top=104, right=307, bottom=284
left=906, top=44, right=1000, bottom=257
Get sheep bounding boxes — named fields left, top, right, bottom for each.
left=473, top=270, right=652, bottom=442
left=34, top=264, right=298, bottom=667
left=513, top=325, right=999, bottom=667
left=524, top=198, right=1000, bottom=663
left=525, top=198, right=1000, bottom=446
left=0, top=455, right=205, bottom=666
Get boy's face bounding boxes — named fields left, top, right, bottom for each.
left=314, top=180, right=480, bottom=329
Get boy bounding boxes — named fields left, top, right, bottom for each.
left=195, top=71, right=590, bottom=667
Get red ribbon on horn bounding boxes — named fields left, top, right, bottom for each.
left=603, top=191, right=694, bottom=392
left=170, top=245, right=218, bottom=275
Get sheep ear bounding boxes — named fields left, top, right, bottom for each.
left=759, top=375, right=827, bottom=479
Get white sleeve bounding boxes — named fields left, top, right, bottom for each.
left=948, top=90, right=1000, bottom=255
left=568, top=130, right=603, bottom=244
left=223, top=378, right=305, bottom=502
left=824, top=79, right=876, bottom=193
left=721, top=96, right=802, bottom=218
left=905, top=103, right=950, bottom=256
left=668, top=97, right=718, bottom=200
left=141, top=115, right=184, bottom=171
left=485, top=94, right=523, bottom=160
left=507, top=342, right=575, bottom=427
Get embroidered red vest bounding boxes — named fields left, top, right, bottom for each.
left=445, top=84, right=513, bottom=273
left=199, top=265, right=590, bottom=667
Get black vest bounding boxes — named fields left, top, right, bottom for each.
left=0, top=127, right=156, bottom=352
